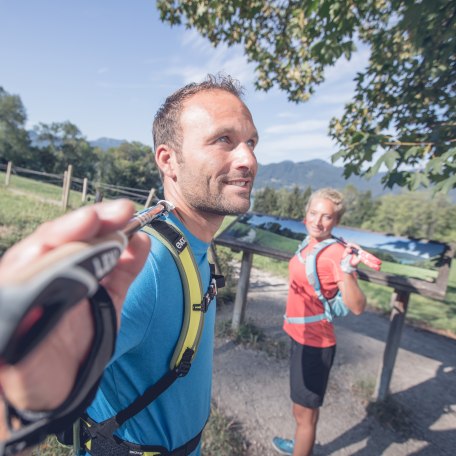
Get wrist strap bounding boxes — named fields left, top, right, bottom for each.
left=340, top=255, right=357, bottom=274
left=0, top=285, right=117, bottom=456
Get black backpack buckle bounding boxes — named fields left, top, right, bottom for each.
left=175, top=348, right=194, bottom=377
left=192, top=272, right=225, bottom=313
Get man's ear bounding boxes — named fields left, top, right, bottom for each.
left=155, top=144, right=177, bottom=179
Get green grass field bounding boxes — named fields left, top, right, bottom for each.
left=0, top=172, right=144, bottom=254
left=1, top=171, right=89, bottom=206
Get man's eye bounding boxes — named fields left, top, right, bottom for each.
left=217, top=136, right=230, bottom=143
left=247, top=139, right=256, bottom=149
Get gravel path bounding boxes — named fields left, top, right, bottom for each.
left=212, top=268, right=456, bottom=455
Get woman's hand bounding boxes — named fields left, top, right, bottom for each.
left=341, top=242, right=382, bottom=272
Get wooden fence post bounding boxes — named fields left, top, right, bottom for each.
left=95, top=188, right=104, bottom=203
left=144, top=188, right=156, bottom=208
left=62, top=165, right=73, bottom=210
left=62, top=171, right=67, bottom=202
left=374, top=289, right=410, bottom=401
left=5, top=161, right=13, bottom=186
left=81, top=177, right=88, bottom=202
left=232, top=250, right=253, bottom=331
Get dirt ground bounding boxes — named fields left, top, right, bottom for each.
left=212, top=268, right=456, bottom=456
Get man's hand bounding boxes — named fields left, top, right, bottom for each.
left=0, top=200, right=149, bottom=415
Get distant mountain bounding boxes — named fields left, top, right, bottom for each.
left=28, top=132, right=128, bottom=151
left=254, top=159, right=394, bottom=197
left=89, top=137, right=128, bottom=150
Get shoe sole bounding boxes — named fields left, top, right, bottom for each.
left=271, top=442, right=293, bottom=455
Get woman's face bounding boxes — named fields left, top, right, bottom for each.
left=305, top=197, right=339, bottom=241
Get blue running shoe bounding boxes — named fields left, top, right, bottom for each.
left=272, top=436, right=294, bottom=455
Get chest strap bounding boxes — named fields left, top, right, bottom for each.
left=81, top=414, right=204, bottom=456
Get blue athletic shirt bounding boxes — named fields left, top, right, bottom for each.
left=86, top=212, right=214, bottom=455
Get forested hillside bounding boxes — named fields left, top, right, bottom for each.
left=254, top=159, right=391, bottom=196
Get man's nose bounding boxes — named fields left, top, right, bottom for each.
left=233, top=142, right=257, bottom=172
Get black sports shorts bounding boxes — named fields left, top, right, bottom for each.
left=289, top=338, right=336, bottom=408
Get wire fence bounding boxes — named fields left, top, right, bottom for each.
left=0, top=162, right=155, bottom=206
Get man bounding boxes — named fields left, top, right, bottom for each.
left=85, top=74, right=258, bottom=455
left=0, top=199, right=150, bottom=453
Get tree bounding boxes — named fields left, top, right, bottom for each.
left=341, top=185, right=378, bottom=228
left=275, top=185, right=307, bottom=219
left=252, top=186, right=278, bottom=214
left=362, top=191, right=456, bottom=242
left=0, top=87, right=32, bottom=166
left=33, top=121, right=98, bottom=178
left=157, top=0, right=456, bottom=193
left=98, top=142, right=162, bottom=196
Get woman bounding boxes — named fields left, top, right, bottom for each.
left=272, top=188, right=367, bottom=456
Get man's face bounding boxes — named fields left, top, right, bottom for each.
left=174, top=89, right=258, bottom=215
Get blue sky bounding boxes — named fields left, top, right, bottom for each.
left=0, top=0, right=369, bottom=165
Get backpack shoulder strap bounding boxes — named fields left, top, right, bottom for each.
left=295, top=235, right=310, bottom=264
left=305, top=238, right=337, bottom=292
left=143, top=218, right=205, bottom=369
left=306, top=239, right=349, bottom=322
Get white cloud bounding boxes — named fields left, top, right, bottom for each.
left=277, top=111, right=298, bottom=119
left=257, top=133, right=336, bottom=164
left=165, top=29, right=255, bottom=86
left=266, top=133, right=333, bottom=151
left=181, top=29, right=214, bottom=54
left=312, top=90, right=354, bottom=106
left=265, top=120, right=330, bottom=135
left=96, top=82, right=152, bottom=89
left=323, top=44, right=370, bottom=85
left=298, top=42, right=369, bottom=110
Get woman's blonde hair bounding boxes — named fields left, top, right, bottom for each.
left=305, top=188, right=346, bottom=223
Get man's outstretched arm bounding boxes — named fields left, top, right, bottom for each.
left=0, top=199, right=149, bottom=450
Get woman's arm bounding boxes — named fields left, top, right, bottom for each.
left=337, top=243, right=367, bottom=315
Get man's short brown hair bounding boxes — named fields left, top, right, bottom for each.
left=152, top=73, right=245, bottom=156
